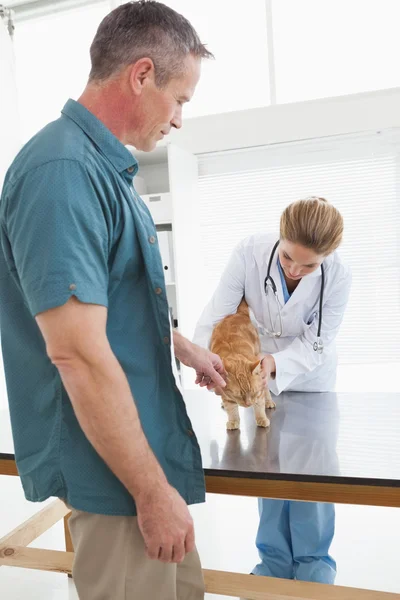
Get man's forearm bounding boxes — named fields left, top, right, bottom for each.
left=55, top=350, right=167, bottom=500
left=173, top=330, right=227, bottom=390
left=173, top=330, right=194, bottom=365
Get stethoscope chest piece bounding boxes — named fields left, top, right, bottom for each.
left=313, top=337, right=324, bottom=354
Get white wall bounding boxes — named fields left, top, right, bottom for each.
left=0, top=16, right=20, bottom=410
left=170, top=87, right=400, bottom=155
left=0, top=18, right=20, bottom=188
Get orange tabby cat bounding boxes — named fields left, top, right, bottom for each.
left=210, top=299, right=275, bottom=430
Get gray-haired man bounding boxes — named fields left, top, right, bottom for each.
left=0, top=2, right=223, bottom=598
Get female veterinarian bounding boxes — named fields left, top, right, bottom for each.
left=193, top=197, right=351, bottom=583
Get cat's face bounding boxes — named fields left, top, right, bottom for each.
left=222, top=359, right=264, bottom=407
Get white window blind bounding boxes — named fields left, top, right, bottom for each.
left=197, top=129, right=400, bottom=370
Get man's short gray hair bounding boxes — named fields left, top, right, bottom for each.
left=89, top=1, right=213, bottom=86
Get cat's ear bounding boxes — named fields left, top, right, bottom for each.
left=250, top=360, right=262, bottom=376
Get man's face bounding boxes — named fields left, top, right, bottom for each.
left=132, top=54, right=201, bottom=151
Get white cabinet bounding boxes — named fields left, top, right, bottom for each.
left=157, top=228, right=175, bottom=284
left=130, top=142, right=206, bottom=388
left=141, top=192, right=172, bottom=225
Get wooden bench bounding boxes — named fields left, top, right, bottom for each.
left=1, top=496, right=398, bottom=599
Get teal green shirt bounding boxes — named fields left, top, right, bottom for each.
left=0, top=99, right=205, bottom=515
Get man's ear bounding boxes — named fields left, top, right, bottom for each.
left=129, top=57, right=155, bottom=95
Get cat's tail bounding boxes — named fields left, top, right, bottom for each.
left=237, top=298, right=249, bottom=314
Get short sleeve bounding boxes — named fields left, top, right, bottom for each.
left=5, top=159, right=109, bottom=316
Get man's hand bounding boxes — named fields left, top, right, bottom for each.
left=192, top=346, right=227, bottom=390
left=173, top=331, right=226, bottom=390
left=136, top=483, right=194, bottom=564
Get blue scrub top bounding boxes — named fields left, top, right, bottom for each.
left=277, top=259, right=291, bottom=304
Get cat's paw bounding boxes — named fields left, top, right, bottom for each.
left=265, top=399, right=276, bottom=409
left=227, top=420, right=240, bottom=430
left=256, top=416, right=270, bottom=428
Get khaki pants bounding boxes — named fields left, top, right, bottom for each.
left=68, top=507, right=205, bottom=600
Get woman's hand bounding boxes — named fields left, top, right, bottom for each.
left=260, top=355, right=276, bottom=387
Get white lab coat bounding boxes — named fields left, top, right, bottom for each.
left=193, top=233, right=352, bottom=395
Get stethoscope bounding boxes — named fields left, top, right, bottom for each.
left=263, top=241, right=325, bottom=354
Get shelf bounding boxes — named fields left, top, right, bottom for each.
left=128, top=143, right=168, bottom=166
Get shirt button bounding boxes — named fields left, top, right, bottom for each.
left=163, top=336, right=170, bottom=345
left=127, top=166, right=134, bottom=173
left=187, top=429, right=194, bottom=437
left=149, top=236, right=156, bottom=244
left=155, top=287, right=162, bottom=295
left=69, top=284, right=77, bottom=291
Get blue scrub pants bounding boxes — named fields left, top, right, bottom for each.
left=252, top=499, right=336, bottom=583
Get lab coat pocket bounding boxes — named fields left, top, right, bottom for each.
left=283, top=310, right=314, bottom=337
left=298, top=311, right=319, bottom=336
left=306, top=311, right=318, bottom=327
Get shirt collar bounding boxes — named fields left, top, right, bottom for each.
left=61, top=99, right=138, bottom=179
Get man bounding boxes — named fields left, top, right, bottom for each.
left=0, top=2, right=225, bottom=598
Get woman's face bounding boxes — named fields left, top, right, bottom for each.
left=278, top=240, right=325, bottom=281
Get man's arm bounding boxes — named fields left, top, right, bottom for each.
left=173, top=330, right=226, bottom=390
left=37, top=296, right=194, bottom=564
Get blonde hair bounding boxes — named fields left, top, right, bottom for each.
left=280, top=196, right=343, bottom=256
